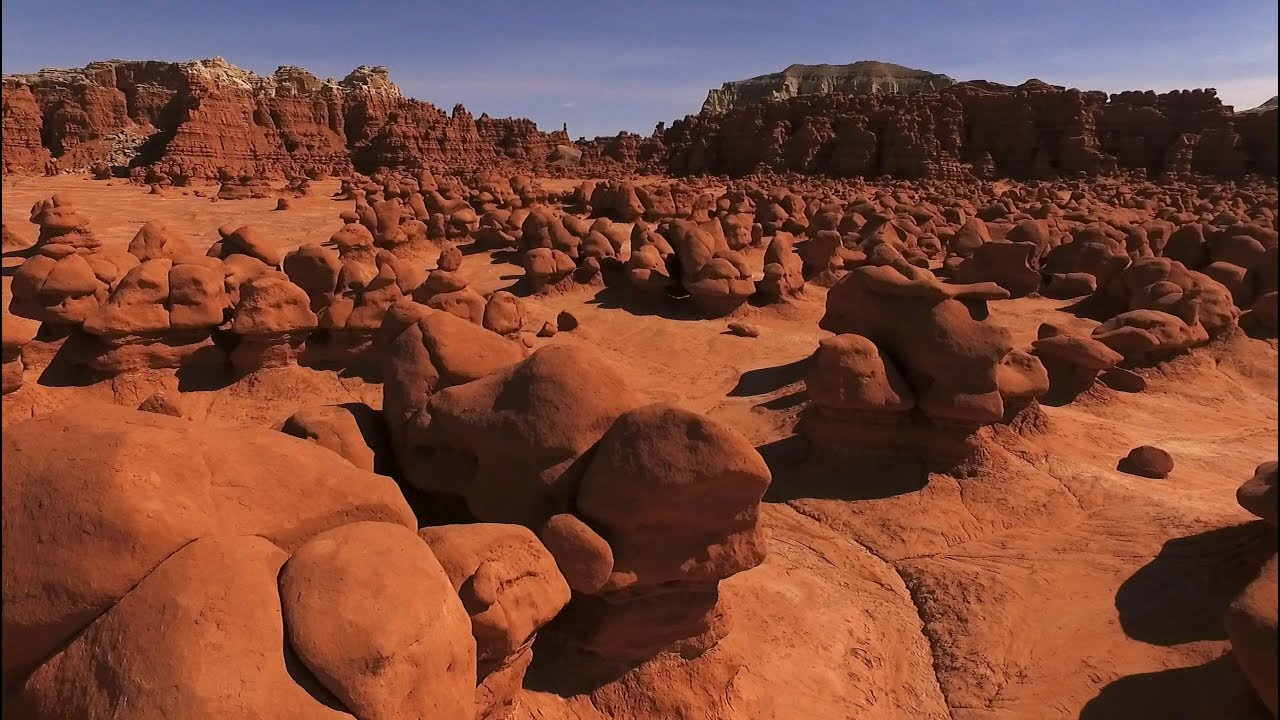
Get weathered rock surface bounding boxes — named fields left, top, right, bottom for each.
left=4, top=58, right=570, bottom=176
left=1, top=405, right=415, bottom=684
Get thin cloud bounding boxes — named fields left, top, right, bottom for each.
left=562, top=101, right=576, bottom=108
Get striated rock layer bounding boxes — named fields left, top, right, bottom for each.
left=5, top=58, right=1278, bottom=181
left=3, top=57, right=570, bottom=178
left=701, top=61, right=956, bottom=114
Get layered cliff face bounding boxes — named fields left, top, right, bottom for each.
left=701, top=61, right=956, bottom=114
left=1, top=83, right=50, bottom=172
left=666, top=80, right=1279, bottom=179
left=2, top=58, right=569, bottom=177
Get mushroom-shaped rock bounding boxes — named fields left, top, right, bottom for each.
left=168, top=260, right=228, bottom=329
left=438, top=243, right=463, bottom=272
left=284, top=244, right=342, bottom=312
left=232, top=276, right=318, bottom=335
left=82, top=258, right=172, bottom=336
left=951, top=241, right=1041, bottom=297
left=29, top=194, right=99, bottom=253
left=482, top=291, right=525, bottom=336
left=1041, top=228, right=1129, bottom=287
left=578, top=403, right=770, bottom=589
left=9, top=252, right=110, bottom=325
left=948, top=217, right=991, bottom=257
left=1, top=405, right=415, bottom=685
left=758, top=231, right=805, bottom=302
left=820, top=255, right=1012, bottom=426
left=21, top=536, right=352, bottom=720
left=997, top=349, right=1051, bottom=404
left=566, top=403, right=770, bottom=662
left=127, top=220, right=193, bottom=261
left=2, top=304, right=40, bottom=395
left=409, top=344, right=644, bottom=527
left=379, top=302, right=527, bottom=454
left=1043, top=272, right=1097, bottom=299
left=218, top=225, right=284, bottom=266
left=805, top=334, right=915, bottom=414
left=624, top=244, right=672, bottom=299
left=281, top=521, right=476, bottom=720
left=1031, top=333, right=1123, bottom=402
left=1092, top=309, right=1210, bottom=361
left=329, top=222, right=378, bottom=265
left=419, top=523, right=570, bottom=719
left=1238, top=461, right=1278, bottom=526
left=1225, top=555, right=1278, bottom=716
left=522, top=248, right=578, bottom=294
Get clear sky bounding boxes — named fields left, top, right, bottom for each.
left=3, top=0, right=1276, bottom=139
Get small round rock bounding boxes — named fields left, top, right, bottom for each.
left=556, top=310, right=579, bottom=332
left=1100, top=367, right=1146, bottom=393
left=137, top=391, right=184, bottom=417
left=1121, top=445, right=1174, bottom=479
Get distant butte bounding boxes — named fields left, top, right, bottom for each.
left=700, top=61, right=956, bottom=114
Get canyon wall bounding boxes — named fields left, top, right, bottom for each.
left=2, top=58, right=570, bottom=178
left=665, top=79, right=1279, bottom=179
left=4, top=59, right=1276, bottom=181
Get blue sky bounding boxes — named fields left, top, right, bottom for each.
left=3, top=0, right=1276, bottom=139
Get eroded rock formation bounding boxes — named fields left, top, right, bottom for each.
left=667, top=81, right=1278, bottom=179
left=3, top=58, right=570, bottom=177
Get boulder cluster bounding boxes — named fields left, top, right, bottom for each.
left=1, top=180, right=561, bottom=391
left=3, top=338, right=772, bottom=719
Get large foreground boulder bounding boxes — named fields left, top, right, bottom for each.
left=1, top=405, right=416, bottom=686
left=20, top=535, right=351, bottom=720
left=1225, top=555, right=1278, bottom=717
left=280, top=522, right=476, bottom=720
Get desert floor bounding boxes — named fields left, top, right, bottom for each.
left=3, top=175, right=1277, bottom=719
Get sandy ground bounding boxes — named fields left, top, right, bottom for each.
left=3, top=175, right=1277, bottom=719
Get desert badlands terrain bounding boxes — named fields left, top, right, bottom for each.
left=0, top=58, right=1277, bottom=720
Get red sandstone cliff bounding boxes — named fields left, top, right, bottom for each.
left=4, top=59, right=1275, bottom=181
left=661, top=80, right=1278, bottom=179
left=1, top=83, right=50, bottom=173
left=2, top=58, right=570, bottom=178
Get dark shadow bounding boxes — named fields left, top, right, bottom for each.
left=2, top=247, right=36, bottom=276
left=727, top=358, right=807, bottom=397
left=461, top=242, right=498, bottom=256
left=35, top=333, right=99, bottom=388
left=1038, top=365, right=1105, bottom=407
left=585, top=283, right=674, bottom=318
left=524, top=627, right=637, bottom=695
left=282, top=631, right=349, bottom=712
left=1114, top=521, right=1276, bottom=646
left=1116, top=457, right=1164, bottom=479
left=174, top=359, right=237, bottom=392
left=757, top=390, right=807, bottom=411
left=1079, top=653, right=1269, bottom=720
left=337, top=402, right=397, bottom=478
left=488, top=249, right=519, bottom=264
left=758, top=434, right=931, bottom=502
